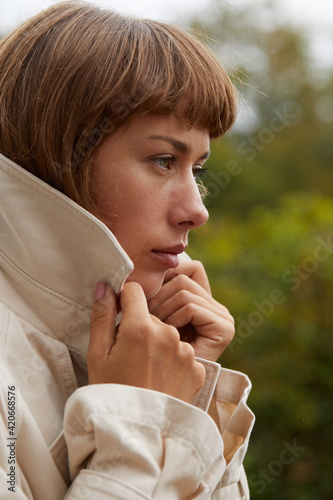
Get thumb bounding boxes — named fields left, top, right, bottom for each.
left=88, top=282, right=117, bottom=360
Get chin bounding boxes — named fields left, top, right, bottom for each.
left=126, top=270, right=167, bottom=299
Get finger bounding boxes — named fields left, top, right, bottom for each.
left=148, top=274, right=207, bottom=313
left=166, top=303, right=233, bottom=340
left=88, top=282, right=117, bottom=360
left=120, top=281, right=150, bottom=326
left=167, top=304, right=235, bottom=360
left=151, top=288, right=229, bottom=323
left=149, top=274, right=224, bottom=316
left=167, top=260, right=211, bottom=293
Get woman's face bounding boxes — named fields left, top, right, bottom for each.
left=90, top=112, right=209, bottom=298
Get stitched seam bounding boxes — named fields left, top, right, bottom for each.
left=80, top=418, right=208, bottom=472
left=0, top=250, right=88, bottom=313
left=54, top=346, right=80, bottom=398
left=203, top=368, right=218, bottom=408
left=84, top=413, right=214, bottom=470
left=78, top=470, right=152, bottom=499
left=198, top=361, right=220, bottom=409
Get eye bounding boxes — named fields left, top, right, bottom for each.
left=153, top=156, right=175, bottom=171
left=193, top=166, right=208, bottom=181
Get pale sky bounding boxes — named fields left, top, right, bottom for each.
left=0, top=0, right=333, bottom=31
left=2, top=0, right=207, bottom=29
left=0, top=0, right=331, bottom=133
left=0, top=0, right=332, bottom=72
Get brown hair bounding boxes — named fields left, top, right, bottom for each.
left=0, top=1, right=237, bottom=210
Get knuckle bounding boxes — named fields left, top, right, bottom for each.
left=183, top=302, right=196, bottom=315
left=177, top=274, right=190, bottom=287
left=163, top=325, right=180, bottom=348
left=179, top=341, right=196, bottom=360
left=224, top=322, right=235, bottom=343
left=135, top=319, right=155, bottom=342
left=175, top=289, right=190, bottom=303
left=192, top=260, right=205, bottom=272
left=225, top=308, right=235, bottom=324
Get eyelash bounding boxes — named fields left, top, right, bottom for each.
left=153, top=156, right=207, bottom=181
left=194, top=167, right=208, bottom=180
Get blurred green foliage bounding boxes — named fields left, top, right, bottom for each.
left=190, top=194, right=333, bottom=498
left=186, top=0, right=333, bottom=498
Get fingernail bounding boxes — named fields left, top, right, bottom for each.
left=94, top=281, right=106, bottom=300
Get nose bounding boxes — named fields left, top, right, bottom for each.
left=171, top=177, right=209, bottom=229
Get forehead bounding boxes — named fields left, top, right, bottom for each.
left=109, top=111, right=210, bottom=154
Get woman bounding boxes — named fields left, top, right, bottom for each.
left=0, top=2, right=255, bottom=498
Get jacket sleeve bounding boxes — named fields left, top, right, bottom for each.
left=191, top=359, right=255, bottom=498
left=208, top=367, right=255, bottom=498
left=63, top=371, right=254, bottom=499
left=64, top=384, right=226, bottom=499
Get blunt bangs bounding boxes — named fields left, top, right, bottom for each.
left=0, top=1, right=237, bottom=209
left=99, top=17, right=237, bottom=140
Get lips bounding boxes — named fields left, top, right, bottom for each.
left=153, top=244, right=187, bottom=255
left=151, top=243, right=187, bottom=268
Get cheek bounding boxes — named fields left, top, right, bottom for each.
left=93, top=178, right=130, bottom=226
left=120, top=190, right=165, bottom=226
left=93, top=166, right=171, bottom=242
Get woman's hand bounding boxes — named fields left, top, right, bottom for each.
left=147, top=260, right=235, bottom=362
left=87, top=281, right=206, bottom=403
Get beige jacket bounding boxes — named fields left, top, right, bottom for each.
left=0, top=154, right=255, bottom=499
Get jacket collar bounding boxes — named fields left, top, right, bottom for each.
left=0, top=154, right=133, bottom=356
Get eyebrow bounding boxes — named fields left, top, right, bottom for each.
left=147, top=135, right=210, bottom=160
